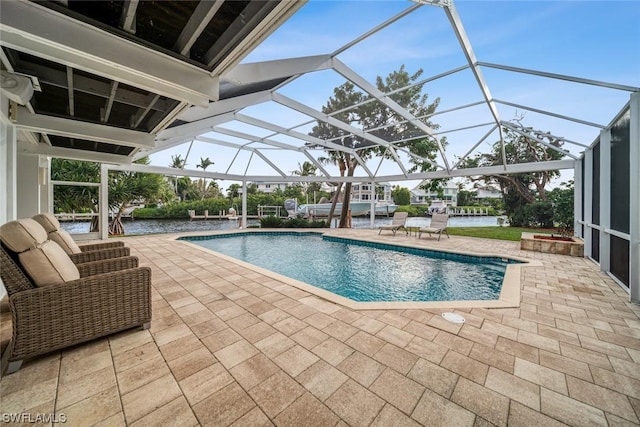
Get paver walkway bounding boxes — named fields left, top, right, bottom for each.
left=1, top=229, right=639, bottom=426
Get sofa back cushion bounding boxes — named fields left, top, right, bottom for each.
left=0, top=218, right=79, bottom=287
left=32, top=213, right=61, bottom=233
left=32, top=213, right=81, bottom=254
left=18, top=240, right=80, bottom=286
left=0, top=218, right=48, bottom=253
left=49, top=230, right=82, bottom=254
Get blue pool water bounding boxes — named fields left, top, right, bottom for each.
left=182, top=232, right=517, bottom=303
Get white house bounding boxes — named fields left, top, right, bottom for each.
left=350, top=182, right=393, bottom=203
left=476, top=185, right=502, bottom=201
left=410, top=179, right=458, bottom=206
left=250, top=182, right=290, bottom=194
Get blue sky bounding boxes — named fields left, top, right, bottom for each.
left=150, top=0, right=640, bottom=192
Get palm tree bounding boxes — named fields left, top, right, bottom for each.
left=291, top=161, right=318, bottom=199
left=168, top=154, right=186, bottom=199
left=318, top=153, right=349, bottom=225
left=196, top=157, right=215, bottom=199
left=169, top=154, right=186, bottom=169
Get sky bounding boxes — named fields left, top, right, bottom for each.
left=148, top=0, right=640, bottom=193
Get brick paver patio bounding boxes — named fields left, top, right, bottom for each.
left=1, top=229, right=639, bottom=426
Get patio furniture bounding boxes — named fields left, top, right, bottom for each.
left=418, top=213, right=450, bottom=241
left=378, top=211, right=409, bottom=236
left=0, top=219, right=151, bottom=375
left=32, top=213, right=129, bottom=263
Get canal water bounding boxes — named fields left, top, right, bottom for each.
left=60, top=215, right=506, bottom=236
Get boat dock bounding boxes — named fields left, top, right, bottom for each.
left=447, top=207, right=491, bottom=216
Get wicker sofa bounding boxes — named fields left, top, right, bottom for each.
left=0, top=219, right=152, bottom=375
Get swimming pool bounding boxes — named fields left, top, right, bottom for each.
left=180, top=232, right=522, bottom=303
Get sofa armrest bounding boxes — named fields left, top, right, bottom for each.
left=8, top=267, right=152, bottom=361
left=79, top=241, right=126, bottom=252
left=77, top=256, right=139, bottom=277
left=69, top=247, right=130, bottom=264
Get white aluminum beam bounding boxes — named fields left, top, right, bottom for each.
left=384, top=159, right=576, bottom=180
left=18, top=142, right=133, bottom=165
left=174, top=0, right=224, bottom=56
left=452, top=124, right=499, bottom=169
left=253, top=150, right=287, bottom=178
left=501, top=121, right=579, bottom=160
left=177, top=90, right=272, bottom=123
left=332, top=3, right=422, bottom=56
left=233, top=113, right=355, bottom=154
left=302, top=150, right=331, bottom=178
left=443, top=2, right=506, bottom=168
left=120, top=0, right=139, bottom=34
left=1, top=0, right=218, bottom=106
left=599, top=129, right=611, bottom=273
left=196, top=135, right=252, bottom=152
left=102, top=81, right=118, bottom=123
left=495, top=99, right=606, bottom=129
left=478, top=62, right=640, bottom=93
left=225, top=55, right=332, bottom=85
left=132, top=94, right=160, bottom=128
left=212, top=126, right=301, bottom=151
left=153, top=111, right=236, bottom=154
left=66, top=66, right=74, bottom=116
left=629, top=92, right=639, bottom=302
left=352, top=152, right=374, bottom=178
left=396, top=147, right=443, bottom=169
left=273, top=93, right=395, bottom=151
left=15, top=107, right=155, bottom=149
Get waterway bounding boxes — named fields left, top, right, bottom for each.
left=60, top=215, right=506, bottom=236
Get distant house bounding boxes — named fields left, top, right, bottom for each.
left=251, top=182, right=289, bottom=193
left=410, top=179, right=458, bottom=207
left=350, top=182, right=393, bottom=203
left=476, top=185, right=502, bottom=201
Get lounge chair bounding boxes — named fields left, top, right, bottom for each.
left=32, top=213, right=130, bottom=263
left=0, top=218, right=151, bottom=375
left=378, top=211, right=409, bottom=236
left=418, top=213, right=450, bottom=241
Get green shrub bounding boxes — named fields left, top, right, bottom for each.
left=395, top=205, right=420, bottom=216
left=259, top=216, right=283, bottom=228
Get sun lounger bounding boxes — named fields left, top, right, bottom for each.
left=418, top=213, right=449, bottom=241
left=378, top=211, right=409, bottom=236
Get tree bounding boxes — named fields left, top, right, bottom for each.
left=291, top=161, right=320, bottom=199
left=456, top=189, right=477, bottom=207
left=52, top=158, right=171, bottom=234
left=458, top=124, right=565, bottom=226
left=227, top=184, right=241, bottom=199
left=392, top=186, right=411, bottom=205
left=169, top=154, right=186, bottom=200
left=548, top=180, right=574, bottom=236
left=51, top=159, right=100, bottom=230
left=108, top=157, right=170, bottom=235
left=310, top=65, right=444, bottom=227
left=196, top=156, right=215, bottom=200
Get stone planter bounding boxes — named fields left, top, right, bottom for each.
left=520, top=232, right=584, bottom=257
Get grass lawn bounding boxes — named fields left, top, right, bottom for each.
left=447, top=226, right=558, bottom=241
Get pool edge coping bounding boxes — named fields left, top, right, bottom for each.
left=172, top=229, right=543, bottom=310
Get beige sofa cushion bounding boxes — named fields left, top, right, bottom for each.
left=32, top=213, right=61, bottom=233
left=18, top=240, right=80, bottom=287
left=49, top=230, right=82, bottom=254
left=0, top=218, right=48, bottom=253
left=32, top=213, right=81, bottom=254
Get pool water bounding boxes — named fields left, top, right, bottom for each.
left=183, top=233, right=514, bottom=303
